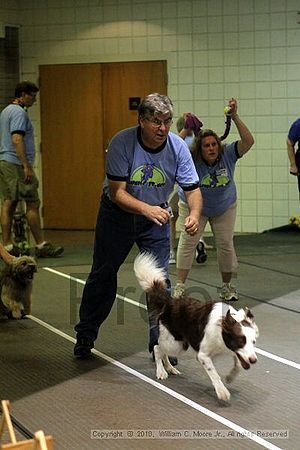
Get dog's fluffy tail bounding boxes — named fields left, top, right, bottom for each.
left=134, top=253, right=170, bottom=315
left=134, top=252, right=167, bottom=292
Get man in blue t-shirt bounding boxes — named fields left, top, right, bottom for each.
left=74, top=93, right=202, bottom=359
left=0, top=81, right=63, bottom=258
left=287, top=117, right=300, bottom=195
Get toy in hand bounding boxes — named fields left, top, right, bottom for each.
left=184, top=113, right=203, bottom=136
left=220, top=105, right=232, bottom=141
left=225, top=98, right=238, bottom=116
left=224, top=105, right=232, bottom=116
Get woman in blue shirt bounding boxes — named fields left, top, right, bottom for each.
left=174, top=99, right=254, bottom=301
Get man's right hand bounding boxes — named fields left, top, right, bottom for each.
left=23, top=164, right=34, bottom=184
left=142, top=205, right=171, bottom=226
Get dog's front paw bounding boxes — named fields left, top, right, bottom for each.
left=156, top=367, right=169, bottom=380
left=12, top=311, right=23, bottom=319
left=216, top=385, right=231, bottom=402
left=166, top=365, right=181, bottom=375
left=10, top=307, right=23, bottom=319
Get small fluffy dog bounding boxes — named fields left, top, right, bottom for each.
left=134, top=253, right=259, bottom=402
left=0, top=255, right=37, bottom=319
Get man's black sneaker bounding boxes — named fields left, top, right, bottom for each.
left=74, top=337, right=94, bottom=358
left=151, top=351, right=178, bottom=366
left=195, top=241, right=207, bottom=264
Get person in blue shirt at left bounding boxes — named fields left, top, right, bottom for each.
left=74, top=93, right=202, bottom=359
left=0, top=81, right=63, bottom=258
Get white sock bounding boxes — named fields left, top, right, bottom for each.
left=36, top=241, right=47, bottom=249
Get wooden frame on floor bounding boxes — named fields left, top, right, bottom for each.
left=0, top=400, right=53, bottom=449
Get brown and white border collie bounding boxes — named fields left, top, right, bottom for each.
left=134, top=253, right=259, bottom=402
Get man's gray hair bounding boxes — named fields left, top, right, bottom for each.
left=138, top=93, right=173, bottom=119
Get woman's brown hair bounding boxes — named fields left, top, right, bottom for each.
left=191, top=129, right=223, bottom=163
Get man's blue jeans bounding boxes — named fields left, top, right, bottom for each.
left=75, top=195, right=170, bottom=352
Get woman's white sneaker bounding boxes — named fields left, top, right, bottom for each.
left=173, top=282, right=185, bottom=298
left=219, top=283, right=239, bottom=301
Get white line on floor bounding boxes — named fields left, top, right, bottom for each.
left=255, top=348, right=300, bottom=369
left=43, top=266, right=300, bottom=370
left=28, top=314, right=282, bottom=450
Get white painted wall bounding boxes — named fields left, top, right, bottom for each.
left=2, top=0, right=300, bottom=232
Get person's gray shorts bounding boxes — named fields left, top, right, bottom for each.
left=0, top=160, right=39, bottom=203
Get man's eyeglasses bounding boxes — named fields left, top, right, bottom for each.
left=146, top=117, right=173, bottom=128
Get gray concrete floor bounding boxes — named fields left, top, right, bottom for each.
left=0, top=229, right=299, bottom=450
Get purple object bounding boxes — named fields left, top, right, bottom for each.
left=184, top=113, right=203, bottom=136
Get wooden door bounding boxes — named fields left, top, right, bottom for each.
left=40, top=63, right=103, bottom=229
left=101, top=60, right=167, bottom=149
left=39, top=60, right=167, bottom=229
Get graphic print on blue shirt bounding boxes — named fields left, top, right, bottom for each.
left=104, top=126, right=199, bottom=206
left=130, top=163, right=166, bottom=187
left=201, top=164, right=230, bottom=188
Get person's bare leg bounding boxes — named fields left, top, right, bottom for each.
left=221, top=272, right=232, bottom=283
left=176, top=267, right=190, bottom=284
left=201, top=236, right=214, bottom=250
left=25, top=201, right=44, bottom=245
left=1, top=199, right=18, bottom=246
left=173, top=267, right=190, bottom=298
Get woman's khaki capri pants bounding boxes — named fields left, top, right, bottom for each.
left=176, top=200, right=238, bottom=274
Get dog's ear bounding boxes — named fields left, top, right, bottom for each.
left=226, top=309, right=236, bottom=323
left=245, top=307, right=254, bottom=321
left=245, top=307, right=259, bottom=337
left=223, top=310, right=237, bottom=328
